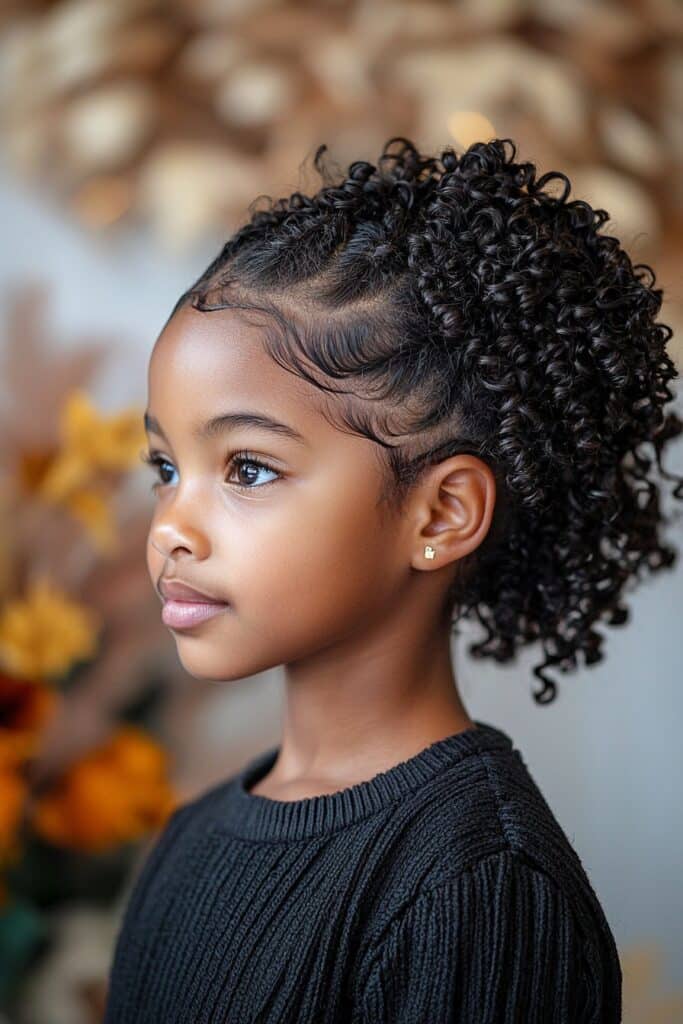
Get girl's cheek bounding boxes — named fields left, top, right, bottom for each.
left=243, top=509, right=382, bottom=612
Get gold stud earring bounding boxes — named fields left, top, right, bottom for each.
left=424, top=545, right=436, bottom=559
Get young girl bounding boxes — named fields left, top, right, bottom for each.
left=103, top=136, right=682, bottom=1023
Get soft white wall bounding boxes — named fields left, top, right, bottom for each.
left=2, top=166, right=682, bottom=988
left=0, top=161, right=209, bottom=409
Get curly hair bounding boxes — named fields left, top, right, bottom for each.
left=168, top=136, right=683, bottom=705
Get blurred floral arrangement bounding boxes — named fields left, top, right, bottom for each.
left=0, top=0, right=680, bottom=261
left=0, top=283, right=188, bottom=1020
left=0, top=0, right=680, bottom=366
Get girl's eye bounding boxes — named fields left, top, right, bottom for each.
left=139, top=449, right=280, bottom=493
left=140, top=451, right=177, bottom=490
left=226, top=453, right=280, bottom=490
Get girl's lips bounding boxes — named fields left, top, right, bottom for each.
left=161, top=599, right=230, bottom=630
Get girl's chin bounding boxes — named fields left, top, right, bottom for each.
left=171, top=637, right=268, bottom=683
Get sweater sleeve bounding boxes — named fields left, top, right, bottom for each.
left=356, top=850, right=621, bottom=1024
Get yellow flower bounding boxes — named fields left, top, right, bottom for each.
left=39, top=389, right=146, bottom=501
left=64, top=487, right=118, bottom=555
left=0, top=576, right=101, bottom=680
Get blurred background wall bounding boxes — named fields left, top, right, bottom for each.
left=0, top=1, right=682, bottom=1021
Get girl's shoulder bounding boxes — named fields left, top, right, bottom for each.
left=374, top=735, right=602, bottom=929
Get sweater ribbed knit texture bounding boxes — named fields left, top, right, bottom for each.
left=103, top=719, right=622, bottom=1023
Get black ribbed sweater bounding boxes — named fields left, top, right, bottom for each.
left=103, top=719, right=622, bottom=1022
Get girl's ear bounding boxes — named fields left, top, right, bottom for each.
left=409, top=456, right=496, bottom=571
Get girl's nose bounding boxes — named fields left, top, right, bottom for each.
left=149, top=512, right=211, bottom=562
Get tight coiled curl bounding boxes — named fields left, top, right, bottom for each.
left=170, top=136, right=683, bottom=704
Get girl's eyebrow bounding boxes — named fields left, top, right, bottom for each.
left=143, top=410, right=309, bottom=447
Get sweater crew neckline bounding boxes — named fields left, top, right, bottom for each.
left=215, top=719, right=513, bottom=842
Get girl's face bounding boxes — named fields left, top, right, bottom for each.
left=144, top=304, right=412, bottom=680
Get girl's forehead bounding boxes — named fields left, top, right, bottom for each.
left=147, top=304, right=343, bottom=445
left=151, top=305, right=276, bottom=380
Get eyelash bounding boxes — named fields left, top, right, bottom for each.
left=139, top=449, right=281, bottom=493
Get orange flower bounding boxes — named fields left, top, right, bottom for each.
left=0, top=670, right=58, bottom=736
left=0, top=673, right=61, bottom=868
left=0, top=763, right=26, bottom=864
left=32, top=725, right=180, bottom=854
